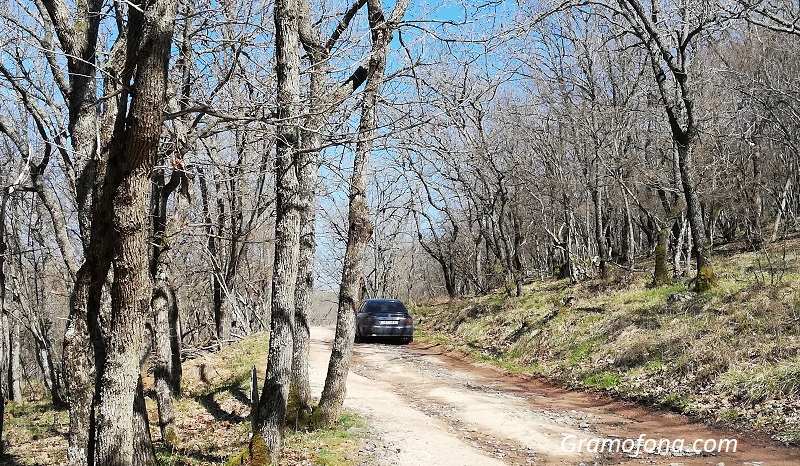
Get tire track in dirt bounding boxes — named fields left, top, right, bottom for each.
left=307, top=328, right=799, bottom=465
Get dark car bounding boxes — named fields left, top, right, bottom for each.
left=355, top=299, right=413, bottom=344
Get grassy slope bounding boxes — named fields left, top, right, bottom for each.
left=413, top=241, right=800, bottom=445
left=2, top=333, right=366, bottom=466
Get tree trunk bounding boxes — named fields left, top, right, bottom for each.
left=315, top=0, right=411, bottom=427
left=0, top=201, right=7, bottom=422
left=169, top=285, right=182, bottom=394
left=0, top=188, right=9, bottom=452
left=292, top=182, right=315, bottom=422
left=564, top=206, right=577, bottom=285
left=152, top=281, right=178, bottom=445
left=93, top=0, right=177, bottom=461
left=62, top=167, right=115, bottom=466
left=675, top=143, right=714, bottom=291
left=314, top=152, right=374, bottom=426
left=592, top=183, right=609, bottom=279
left=150, top=155, right=189, bottom=445
left=254, top=0, right=302, bottom=460
left=752, top=152, right=764, bottom=247
left=512, top=215, right=524, bottom=297
left=289, top=0, right=385, bottom=413
left=94, top=175, right=152, bottom=465
left=292, top=218, right=313, bottom=422
left=198, top=171, right=225, bottom=347
left=64, top=266, right=104, bottom=466
left=214, top=280, right=231, bottom=347
left=37, top=0, right=104, bottom=250
left=439, top=257, right=457, bottom=298
left=653, top=226, right=669, bottom=286
left=132, top=376, right=156, bottom=466
left=673, top=214, right=687, bottom=277
left=0, top=382, right=4, bottom=454
left=622, top=195, right=635, bottom=266
left=1, top=185, right=21, bottom=405
left=291, top=11, right=326, bottom=419
left=771, top=176, right=792, bottom=242
left=33, top=324, right=65, bottom=406
left=8, top=320, right=21, bottom=403
left=38, top=9, right=106, bottom=454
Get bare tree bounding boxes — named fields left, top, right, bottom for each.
left=602, top=0, right=725, bottom=289
left=315, top=0, right=411, bottom=426
left=254, top=0, right=303, bottom=459
left=92, top=0, right=178, bottom=461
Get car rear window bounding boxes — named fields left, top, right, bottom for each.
left=363, top=301, right=408, bottom=314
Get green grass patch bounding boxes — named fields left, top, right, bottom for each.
left=4, top=400, right=67, bottom=441
left=582, top=371, right=621, bottom=389
left=283, top=412, right=367, bottom=466
left=661, top=392, right=695, bottom=412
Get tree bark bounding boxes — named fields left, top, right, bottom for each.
left=622, top=194, right=635, bottom=266
left=612, top=0, right=716, bottom=289
left=292, top=99, right=322, bottom=420
left=563, top=205, right=577, bottom=285
left=290, top=0, right=377, bottom=417
left=291, top=4, right=324, bottom=420
left=8, top=320, right=21, bottom=403
left=771, top=176, right=792, bottom=241
left=0, top=191, right=9, bottom=415
left=33, top=0, right=177, bottom=462
left=39, top=0, right=104, bottom=248
left=255, top=0, right=302, bottom=460
left=653, top=226, right=669, bottom=286
left=93, top=0, right=177, bottom=462
left=152, top=282, right=178, bottom=445
left=32, top=320, right=64, bottom=405
left=673, top=214, right=687, bottom=277
left=94, top=170, right=155, bottom=466
left=675, top=142, right=714, bottom=290
left=132, top=376, right=156, bottom=466
left=292, top=192, right=315, bottom=421
left=61, top=10, right=128, bottom=466
left=150, top=155, right=189, bottom=446
left=169, top=285, right=182, bottom=393
left=592, top=182, right=609, bottom=279
left=315, top=0, right=411, bottom=427
left=0, top=382, right=4, bottom=454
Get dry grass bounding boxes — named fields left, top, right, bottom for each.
left=1, top=333, right=365, bottom=466
left=413, top=239, right=800, bottom=445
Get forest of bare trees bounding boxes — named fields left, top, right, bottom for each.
left=0, top=0, right=798, bottom=462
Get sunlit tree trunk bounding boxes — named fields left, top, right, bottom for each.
left=93, top=0, right=177, bottom=461
left=132, top=377, right=156, bottom=465
left=255, top=0, right=302, bottom=459
left=8, top=321, right=21, bottom=403
left=37, top=0, right=106, bottom=460
left=612, top=0, right=716, bottom=289
left=315, top=0, right=411, bottom=426
left=150, top=153, right=190, bottom=446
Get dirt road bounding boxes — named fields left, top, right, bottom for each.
left=306, top=327, right=798, bottom=466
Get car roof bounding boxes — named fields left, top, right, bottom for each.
left=363, top=298, right=403, bottom=303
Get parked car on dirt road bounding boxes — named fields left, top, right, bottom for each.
left=355, top=298, right=413, bottom=344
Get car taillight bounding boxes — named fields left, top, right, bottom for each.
left=363, top=315, right=375, bottom=325
left=403, top=316, right=413, bottom=326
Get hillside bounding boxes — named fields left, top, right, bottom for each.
left=412, top=240, right=800, bottom=446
